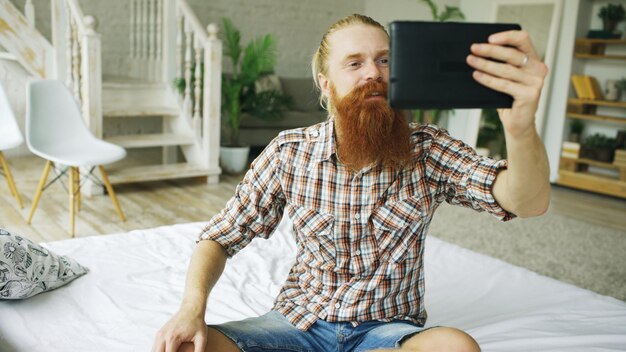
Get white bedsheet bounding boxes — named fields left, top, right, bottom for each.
left=1, top=217, right=625, bottom=351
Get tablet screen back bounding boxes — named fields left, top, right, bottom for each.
left=389, top=21, right=521, bottom=109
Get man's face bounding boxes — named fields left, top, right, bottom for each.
left=319, top=24, right=390, bottom=102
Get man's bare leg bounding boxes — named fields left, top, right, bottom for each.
left=369, top=327, right=481, bottom=352
left=177, top=327, right=239, bottom=352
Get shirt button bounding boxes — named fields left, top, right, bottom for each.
left=335, top=303, right=341, bottom=309
left=310, top=131, right=319, bottom=138
left=354, top=250, right=361, bottom=256
left=354, top=213, right=360, bottom=220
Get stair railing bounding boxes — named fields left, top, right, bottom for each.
left=129, top=0, right=163, bottom=82
left=0, top=0, right=55, bottom=79
left=167, top=0, right=221, bottom=170
left=60, top=0, right=103, bottom=138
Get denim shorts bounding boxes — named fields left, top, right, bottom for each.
left=208, top=310, right=425, bottom=352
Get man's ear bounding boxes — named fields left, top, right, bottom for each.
left=318, top=73, right=330, bottom=100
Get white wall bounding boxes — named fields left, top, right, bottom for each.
left=188, top=0, right=365, bottom=78
left=365, top=0, right=461, bottom=26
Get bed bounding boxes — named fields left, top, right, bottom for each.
left=1, top=216, right=625, bottom=351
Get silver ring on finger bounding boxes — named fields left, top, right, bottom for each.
left=521, top=54, right=529, bottom=67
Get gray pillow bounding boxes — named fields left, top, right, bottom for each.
left=0, top=228, right=89, bottom=299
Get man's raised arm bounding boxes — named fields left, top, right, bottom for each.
left=466, top=30, right=551, bottom=217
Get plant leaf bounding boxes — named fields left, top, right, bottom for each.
left=240, top=35, right=277, bottom=85
left=221, top=17, right=242, bottom=73
left=439, top=6, right=465, bottom=22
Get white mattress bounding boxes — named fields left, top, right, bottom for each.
left=1, top=217, right=625, bottom=351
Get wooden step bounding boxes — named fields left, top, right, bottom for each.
left=108, top=163, right=221, bottom=185
left=102, top=78, right=178, bottom=117
left=105, top=133, right=195, bottom=148
left=103, top=105, right=180, bottom=118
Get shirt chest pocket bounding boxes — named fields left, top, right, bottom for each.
left=291, top=205, right=336, bottom=271
left=369, top=198, right=423, bottom=264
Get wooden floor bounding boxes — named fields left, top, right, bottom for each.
left=1, top=154, right=626, bottom=243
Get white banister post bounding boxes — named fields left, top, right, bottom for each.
left=202, top=23, right=221, bottom=176
left=130, top=0, right=136, bottom=60
left=51, top=0, right=67, bottom=80
left=24, top=0, right=35, bottom=26
left=193, top=35, right=202, bottom=133
left=183, top=20, right=193, bottom=115
left=80, top=15, right=102, bottom=139
left=70, top=17, right=81, bottom=100
left=148, top=0, right=156, bottom=81
left=155, top=0, right=163, bottom=82
left=64, top=2, right=73, bottom=87
left=176, top=10, right=183, bottom=80
left=160, top=0, right=176, bottom=84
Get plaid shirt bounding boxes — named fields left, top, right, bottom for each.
left=200, top=120, right=514, bottom=331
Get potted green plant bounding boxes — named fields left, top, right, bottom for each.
left=580, top=133, right=617, bottom=162
left=412, top=0, right=465, bottom=125
left=219, top=18, right=291, bottom=173
left=569, top=119, right=585, bottom=143
left=598, top=3, right=625, bottom=33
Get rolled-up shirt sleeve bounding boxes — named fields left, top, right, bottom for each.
left=426, top=128, right=515, bottom=221
left=198, top=141, right=286, bottom=257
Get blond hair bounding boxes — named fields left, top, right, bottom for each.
left=311, top=14, right=388, bottom=111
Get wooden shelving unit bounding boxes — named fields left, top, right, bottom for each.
left=557, top=38, right=626, bottom=199
left=568, top=98, right=626, bottom=108
left=574, top=53, right=626, bottom=60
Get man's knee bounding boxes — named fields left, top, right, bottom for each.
left=177, top=327, right=239, bottom=352
left=400, top=326, right=480, bottom=352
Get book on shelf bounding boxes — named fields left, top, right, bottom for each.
left=561, top=151, right=580, bottom=159
left=562, top=141, right=581, bottom=150
left=561, top=141, right=580, bottom=159
left=570, top=75, right=603, bottom=100
left=571, top=75, right=589, bottom=99
left=585, top=76, right=603, bottom=100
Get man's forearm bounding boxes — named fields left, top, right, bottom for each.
left=179, top=240, right=228, bottom=318
left=494, top=128, right=551, bottom=218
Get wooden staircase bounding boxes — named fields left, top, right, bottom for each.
left=99, top=76, right=220, bottom=185
left=0, top=0, right=222, bottom=187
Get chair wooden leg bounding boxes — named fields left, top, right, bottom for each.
left=69, top=167, right=79, bottom=237
left=98, top=166, right=125, bottom=222
left=76, top=168, right=81, bottom=212
left=0, top=152, right=24, bottom=208
left=27, top=160, right=53, bottom=224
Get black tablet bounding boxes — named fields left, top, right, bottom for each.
left=389, top=21, right=522, bottom=110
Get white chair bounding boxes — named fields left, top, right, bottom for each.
left=0, top=82, right=25, bottom=208
left=26, top=79, right=127, bottom=237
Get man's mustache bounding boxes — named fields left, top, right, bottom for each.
left=348, top=80, right=388, bottom=103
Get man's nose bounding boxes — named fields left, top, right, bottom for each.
left=364, top=61, right=383, bottom=82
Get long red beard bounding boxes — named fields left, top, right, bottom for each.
left=331, top=81, right=412, bottom=171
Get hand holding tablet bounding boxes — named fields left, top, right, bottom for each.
left=389, top=21, right=522, bottom=109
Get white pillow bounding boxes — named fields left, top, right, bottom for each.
left=0, top=228, right=89, bottom=299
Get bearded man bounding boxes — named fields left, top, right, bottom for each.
left=153, top=13, right=550, bottom=352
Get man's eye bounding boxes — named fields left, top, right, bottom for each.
left=348, top=62, right=361, bottom=68
left=378, top=58, right=390, bottom=65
